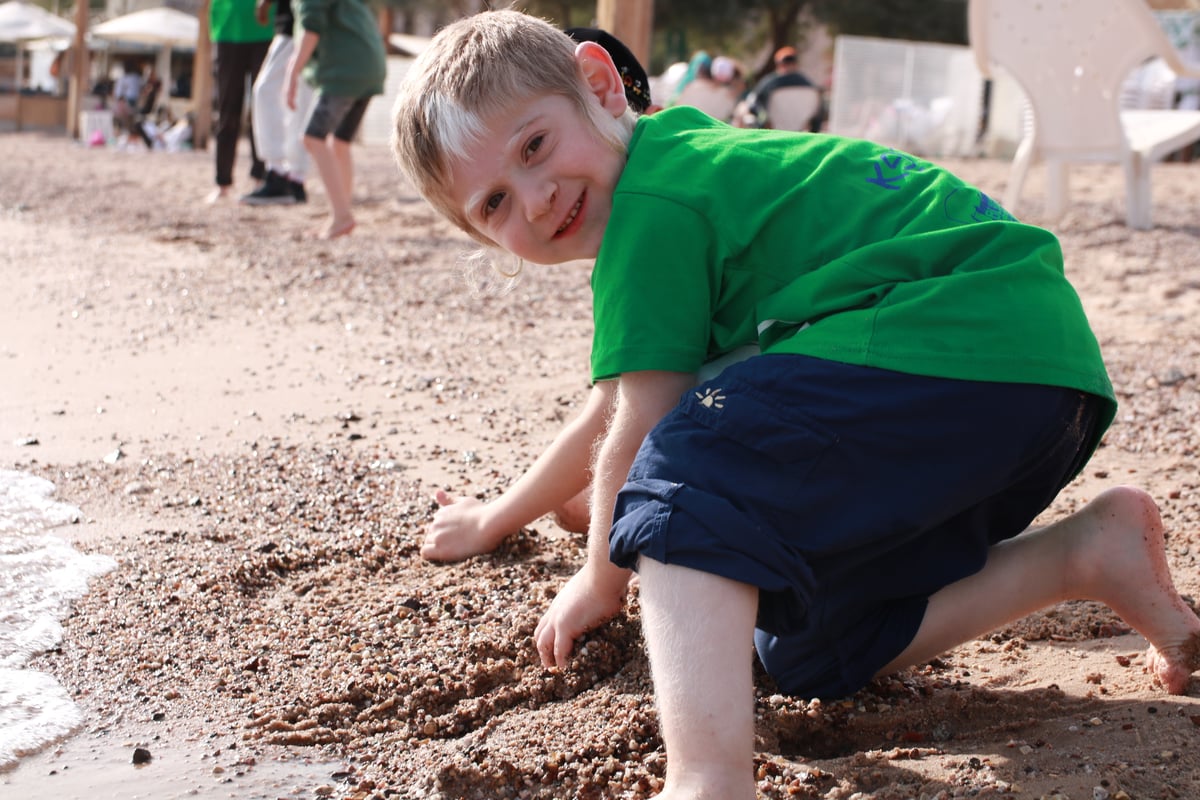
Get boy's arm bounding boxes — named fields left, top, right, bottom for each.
left=534, top=370, right=695, bottom=669
left=422, top=381, right=617, bottom=561
left=285, top=30, right=319, bottom=110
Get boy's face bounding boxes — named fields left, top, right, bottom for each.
left=447, top=93, right=627, bottom=265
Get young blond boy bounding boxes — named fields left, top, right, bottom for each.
left=393, top=11, right=1200, bottom=798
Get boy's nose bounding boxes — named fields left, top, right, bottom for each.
left=523, top=181, right=556, bottom=222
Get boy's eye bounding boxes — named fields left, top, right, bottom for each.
left=524, top=134, right=545, bottom=159
left=484, top=192, right=505, bottom=216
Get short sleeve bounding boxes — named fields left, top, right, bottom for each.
left=590, top=192, right=718, bottom=381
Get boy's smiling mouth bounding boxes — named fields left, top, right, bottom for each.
left=555, top=192, right=585, bottom=237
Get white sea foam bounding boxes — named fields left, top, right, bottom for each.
left=0, top=469, right=116, bottom=771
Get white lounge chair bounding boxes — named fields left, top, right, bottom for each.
left=969, top=0, right=1200, bottom=229
left=766, top=86, right=821, bottom=132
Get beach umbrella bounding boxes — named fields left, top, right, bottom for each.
left=0, top=0, right=75, bottom=42
left=92, top=7, right=198, bottom=49
left=0, top=1, right=75, bottom=106
left=93, top=8, right=199, bottom=113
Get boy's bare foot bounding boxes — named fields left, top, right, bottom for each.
left=1148, top=640, right=1200, bottom=694
left=317, top=217, right=356, bottom=240
left=205, top=186, right=231, bottom=204
left=1070, top=486, right=1200, bottom=694
left=648, top=784, right=754, bottom=800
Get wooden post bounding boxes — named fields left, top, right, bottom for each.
left=15, top=46, right=24, bottom=132
left=596, top=0, right=654, bottom=69
left=68, top=0, right=89, bottom=139
left=193, top=0, right=213, bottom=150
left=378, top=7, right=393, bottom=43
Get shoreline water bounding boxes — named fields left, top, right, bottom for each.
left=0, top=469, right=115, bottom=774
left=0, top=472, right=355, bottom=800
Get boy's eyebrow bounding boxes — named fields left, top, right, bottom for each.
left=462, top=113, right=547, bottom=215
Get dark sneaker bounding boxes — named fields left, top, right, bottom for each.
left=290, top=180, right=307, bottom=203
left=240, top=171, right=296, bottom=206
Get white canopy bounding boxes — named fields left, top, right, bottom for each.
left=0, top=0, right=75, bottom=43
left=93, top=7, right=197, bottom=49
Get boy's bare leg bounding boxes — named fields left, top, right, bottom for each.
left=880, top=486, right=1200, bottom=693
left=552, top=488, right=591, bottom=534
left=637, top=557, right=758, bottom=800
left=333, top=137, right=353, bottom=201
left=304, top=134, right=355, bottom=239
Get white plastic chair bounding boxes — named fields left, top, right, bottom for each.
left=766, top=86, right=821, bottom=132
left=675, top=80, right=737, bottom=122
left=969, top=0, right=1200, bottom=229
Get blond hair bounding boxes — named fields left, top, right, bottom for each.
left=391, top=9, right=637, bottom=246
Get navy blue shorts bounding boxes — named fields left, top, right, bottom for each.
left=609, top=354, right=1106, bottom=699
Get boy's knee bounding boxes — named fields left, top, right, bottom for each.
left=1093, top=485, right=1156, bottom=517
left=552, top=494, right=590, bottom=534
left=754, top=627, right=872, bottom=700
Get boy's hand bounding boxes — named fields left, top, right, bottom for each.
left=421, top=489, right=506, bottom=562
left=534, top=560, right=630, bottom=669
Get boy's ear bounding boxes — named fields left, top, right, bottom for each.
left=574, top=41, right=629, bottom=118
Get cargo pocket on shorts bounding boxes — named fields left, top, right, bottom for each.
left=679, top=376, right=837, bottom=464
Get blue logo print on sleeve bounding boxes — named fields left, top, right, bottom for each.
left=865, top=149, right=926, bottom=190
left=863, top=149, right=1017, bottom=225
left=943, top=187, right=1018, bottom=224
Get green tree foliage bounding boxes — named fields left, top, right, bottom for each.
left=519, top=0, right=601, bottom=29
left=652, top=0, right=812, bottom=80
left=812, top=0, right=967, bottom=45
left=380, top=0, right=968, bottom=79
left=651, top=0, right=967, bottom=77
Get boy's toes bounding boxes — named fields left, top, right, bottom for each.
left=1147, top=638, right=1200, bottom=694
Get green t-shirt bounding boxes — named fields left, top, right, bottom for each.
left=591, top=107, right=1115, bottom=429
left=210, top=0, right=274, bottom=43
left=295, top=0, right=386, bottom=98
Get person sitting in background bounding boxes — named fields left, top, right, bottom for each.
left=111, top=60, right=144, bottom=136
left=711, top=55, right=747, bottom=103
left=667, top=50, right=711, bottom=105
left=672, top=51, right=737, bottom=122
left=739, top=46, right=822, bottom=131
left=129, top=72, right=165, bottom=149
left=161, top=112, right=195, bottom=152
left=138, top=70, right=162, bottom=117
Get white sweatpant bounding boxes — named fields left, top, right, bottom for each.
left=252, top=33, right=315, bottom=181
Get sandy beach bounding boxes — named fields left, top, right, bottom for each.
left=1, top=129, right=1199, bottom=800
